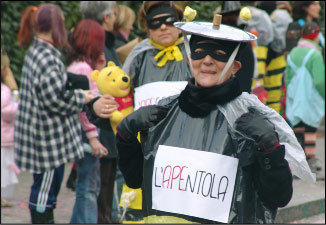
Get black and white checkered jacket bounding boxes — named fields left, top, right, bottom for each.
left=14, top=38, right=85, bottom=173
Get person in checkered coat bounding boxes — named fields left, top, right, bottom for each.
left=14, top=4, right=94, bottom=223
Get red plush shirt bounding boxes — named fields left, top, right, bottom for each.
left=115, top=92, right=133, bottom=111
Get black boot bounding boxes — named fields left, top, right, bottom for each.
left=66, top=167, right=77, bottom=191
left=46, top=209, right=54, bottom=224
left=30, top=209, right=54, bottom=224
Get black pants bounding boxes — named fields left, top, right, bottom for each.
left=97, top=158, right=117, bottom=223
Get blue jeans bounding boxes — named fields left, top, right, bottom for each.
left=112, top=166, right=125, bottom=222
left=70, top=151, right=100, bottom=224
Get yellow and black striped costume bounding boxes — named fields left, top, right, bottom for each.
left=264, top=49, right=287, bottom=114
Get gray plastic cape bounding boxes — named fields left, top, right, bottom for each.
left=139, top=92, right=315, bottom=224
left=122, top=38, right=192, bottom=88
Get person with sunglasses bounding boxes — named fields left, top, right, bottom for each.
left=120, top=1, right=192, bottom=92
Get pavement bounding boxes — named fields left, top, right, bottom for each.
left=275, top=123, right=325, bottom=224
left=1, top=124, right=325, bottom=224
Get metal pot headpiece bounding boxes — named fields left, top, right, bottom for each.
left=174, top=21, right=256, bottom=42
left=175, top=7, right=257, bottom=84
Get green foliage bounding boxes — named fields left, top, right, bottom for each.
left=1, top=1, right=81, bottom=86
left=188, top=1, right=221, bottom=22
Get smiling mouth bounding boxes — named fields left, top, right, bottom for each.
left=201, top=71, right=216, bottom=74
left=160, top=34, right=170, bottom=38
left=121, top=88, right=129, bottom=92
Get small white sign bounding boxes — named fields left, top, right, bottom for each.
left=152, top=145, right=239, bottom=223
left=134, top=81, right=187, bottom=110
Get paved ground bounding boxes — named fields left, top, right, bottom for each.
left=1, top=162, right=75, bottom=224
left=289, top=213, right=325, bottom=224
left=1, top=126, right=325, bottom=224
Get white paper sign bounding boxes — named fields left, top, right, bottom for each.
left=152, top=145, right=239, bottom=223
left=134, top=81, right=187, bottom=110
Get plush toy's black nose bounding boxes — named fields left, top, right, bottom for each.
left=122, top=77, right=129, bottom=82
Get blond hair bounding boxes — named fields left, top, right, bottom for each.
left=114, top=4, right=136, bottom=31
left=1, top=48, right=9, bottom=68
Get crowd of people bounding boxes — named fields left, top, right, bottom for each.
left=1, top=1, right=324, bottom=224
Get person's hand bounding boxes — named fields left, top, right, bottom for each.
left=117, top=105, right=169, bottom=142
left=84, top=90, right=94, bottom=104
left=93, top=94, right=119, bottom=119
left=235, top=107, right=280, bottom=152
left=88, top=137, right=108, bottom=158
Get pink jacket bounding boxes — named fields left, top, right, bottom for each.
left=1, top=82, right=18, bottom=147
left=67, top=61, right=99, bottom=139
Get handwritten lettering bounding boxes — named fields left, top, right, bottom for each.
left=137, top=96, right=169, bottom=107
left=162, top=165, right=172, bottom=188
left=202, top=173, right=213, bottom=197
left=218, top=176, right=228, bottom=201
left=154, top=167, right=161, bottom=187
left=185, top=171, right=197, bottom=193
left=154, top=165, right=230, bottom=201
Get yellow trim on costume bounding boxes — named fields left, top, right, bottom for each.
left=144, top=215, right=199, bottom=224
left=264, top=73, right=283, bottom=87
left=254, top=45, right=268, bottom=87
left=254, top=45, right=268, bottom=59
left=266, top=89, right=283, bottom=101
left=266, top=102, right=281, bottom=114
left=137, top=132, right=141, bottom=142
left=267, top=55, right=286, bottom=71
left=119, top=184, right=142, bottom=210
left=149, top=37, right=184, bottom=67
left=123, top=220, right=145, bottom=224
left=257, top=61, right=266, bottom=76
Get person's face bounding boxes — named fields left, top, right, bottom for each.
left=148, top=13, right=181, bottom=47
left=305, top=1, right=321, bottom=20
left=191, top=40, right=241, bottom=88
left=103, top=11, right=116, bottom=32
left=126, top=18, right=134, bottom=33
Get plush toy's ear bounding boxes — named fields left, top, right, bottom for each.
left=90, top=70, right=100, bottom=82
left=107, top=61, right=116, bottom=67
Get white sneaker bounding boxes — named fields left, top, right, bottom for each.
left=307, top=158, right=322, bottom=173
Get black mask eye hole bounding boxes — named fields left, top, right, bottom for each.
left=194, top=48, right=205, bottom=53
left=165, top=16, right=175, bottom=23
left=214, top=49, right=226, bottom=55
left=151, top=20, right=160, bottom=25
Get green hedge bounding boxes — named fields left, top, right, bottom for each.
left=1, top=1, right=221, bottom=86
left=1, top=1, right=81, bottom=85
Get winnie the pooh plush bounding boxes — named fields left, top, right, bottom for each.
left=91, top=61, right=133, bottom=134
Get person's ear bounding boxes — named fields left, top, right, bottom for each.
left=232, top=60, right=242, bottom=74
left=176, top=27, right=182, bottom=35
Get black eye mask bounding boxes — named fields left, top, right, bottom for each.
left=146, top=5, right=178, bottom=30
left=190, top=35, right=239, bottom=62
left=147, top=15, right=177, bottom=29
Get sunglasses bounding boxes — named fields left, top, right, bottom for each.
left=147, top=15, right=177, bottom=30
